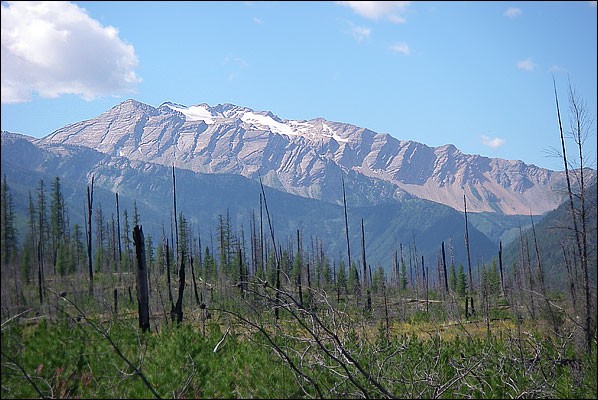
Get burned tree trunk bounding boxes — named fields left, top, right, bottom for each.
left=342, top=176, right=352, bottom=277
left=191, top=253, right=200, bottom=305
left=259, top=176, right=281, bottom=319
left=498, top=241, right=505, bottom=296
left=172, top=255, right=185, bottom=324
left=87, top=176, right=94, bottom=295
left=441, top=241, right=449, bottom=294
left=133, top=225, right=150, bottom=333
left=463, top=194, right=475, bottom=316
left=116, top=193, right=122, bottom=281
left=422, top=255, right=428, bottom=314
left=361, top=219, right=371, bottom=312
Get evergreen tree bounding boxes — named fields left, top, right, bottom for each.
left=348, top=261, right=360, bottom=295
left=50, top=176, right=65, bottom=273
left=177, top=213, right=188, bottom=265
left=266, top=248, right=277, bottom=287
left=155, top=239, right=164, bottom=276
left=400, top=257, right=408, bottom=291
left=485, top=260, right=500, bottom=297
left=203, top=246, right=216, bottom=282
left=372, top=266, right=386, bottom=294
left=456, top=263, right=468, bottom=297
left=71, top=224, right=85, bottom=274
left=122, top=209, right=132, bottom=273
left=56, top=242, right=68, bottom=276
left=320, top=254, right=332, bottom=288
left=337, top=259, right=347, bottom=296
left=218, top=214, right=229, bottom=277
left=94, top=203, right=105, bottom=273
left=449, top=262, right=457, bottom=293
left=36, top=179, right=48, bottom=303
left=146, top=233, right=155, bottom=272
left=24, top=191, right=37, bottom=283
left=1, top=174, right=18, bottom=266
left=292, top=248, right=303, bottom=289
left=20, top=245, right=32, bottom=284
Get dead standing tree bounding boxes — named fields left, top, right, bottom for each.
left=86, top=175, right=94, bottom=295
left=361, top=219, right=371, bottom=313
left=463, top=194, right=475, bottom=318
left=259, top=176, right=281, bottom=320
left=133, top=225, right=150, bottom=333
left=171, top=166, right=185, bottom=324
left=553, top=77, right=595, bottom=352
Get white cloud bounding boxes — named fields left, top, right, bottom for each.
left=481, top=134, right=506, bottom=149
left=223, top=56, right=249, bottom=69
left=337, top=1, right=411, bottom=24
left=549, top=65, right=568, bottom=73
left=1, top=1, right=141, bottom=104
left=516, top=58, right=536, bottom=71
left=350, top=25, right=371, bottom=42
left=253, top=17, right=263, bottom=25
left=389, top=42, right=410, bottom=55
left=589, top=1, right=597, bottom=8
left=503, top=7, right=522, bottom=19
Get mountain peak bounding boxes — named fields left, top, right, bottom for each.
left=116, top=98, right=156, bottom=111
left=35, top=98, right=583, bottom=215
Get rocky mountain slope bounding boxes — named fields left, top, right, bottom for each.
left=36, top=99, right=572, bottom=215
left=2, top=130, right=499, bottom=270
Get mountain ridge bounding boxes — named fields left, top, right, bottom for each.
left=33, top=98, right=578, bottom=216
left=1, top=130, right=500, bottom=271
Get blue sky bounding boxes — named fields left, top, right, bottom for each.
left=2, top=1, right=596, bottom=171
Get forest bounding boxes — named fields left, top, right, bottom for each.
left=1, top=85, right=596, bottom=399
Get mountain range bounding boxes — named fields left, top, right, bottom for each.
left=38, top=99, right=571, bottom=215
left=2, top=99, right=593, bottom=276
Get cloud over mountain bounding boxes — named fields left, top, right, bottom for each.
left=1, top=1, right=141, bottom=104
left=337, top=1, right=411, bottom=24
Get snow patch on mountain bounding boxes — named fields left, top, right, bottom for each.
left=34, top=99, right=580, bottom=216
left=241, top=111, right=296, bottom=136
left=322, top=122, right=349, bottom=143
left=164, top=103, right=218, bottom=123
left=164, top=102, right=349, bottom=144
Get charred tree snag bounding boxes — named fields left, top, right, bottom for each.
left=133, top=225, right=150, bottom=333
left=87, top=175, right=94, bottom=295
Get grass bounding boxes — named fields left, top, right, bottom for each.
left=2, top=275, right=596, bottom=399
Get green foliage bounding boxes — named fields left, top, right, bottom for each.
left=372, top=265, right=386, bottom=294
left=449, top=262, right=457, bottom=292
left=203, top=246, right=216, bottom=282
left=1, top=319, right=298, bottom=399
left=348, top=261, right=359, bottom=295
left=400, top=258, right=408, bottom=291
left=456, top=263, right=468, bottom=296
left=1, top=174, right=596, bottom=399
left=481, top=260, right=500, bottom=299
left=319, top=255, right=331, bottom=288
left=1, top=174, right=19, bottom=265
left=20, top=245, right=32, bottom=283
left=336, top=259, right=347, bottom=294
left=266, top=249, right=277, bottom=287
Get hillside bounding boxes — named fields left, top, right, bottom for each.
left=2, top=131, right=497, bottom=272
left=501, top=179, right=597, bottom=289
left=36, top=99, right=573, bottom=215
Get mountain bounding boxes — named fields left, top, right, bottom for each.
left=3, top=98, right=593, bottom=278
left=501, top=180, right=597, bottom=290
left=37, top=99, right=574, bottom=215
left=2, top=130, right=497, bottom=272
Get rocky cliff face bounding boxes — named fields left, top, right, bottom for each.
left=37, top=99, right=572, bottom=215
